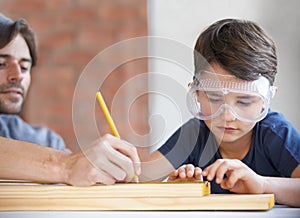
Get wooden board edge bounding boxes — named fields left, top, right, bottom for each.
left=0, top=182, right=210, bottom=198
left=0, top=194, right=275, bottom=211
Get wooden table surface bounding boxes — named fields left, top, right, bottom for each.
left=1, top=206, right=300, bottom=218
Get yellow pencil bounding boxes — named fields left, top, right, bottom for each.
left=96, top=91, right=139, bottom=183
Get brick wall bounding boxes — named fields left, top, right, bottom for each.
left=0, top=0, right=149, bottom=151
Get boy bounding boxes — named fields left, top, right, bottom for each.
left=156, top=18, right=300, bottom=207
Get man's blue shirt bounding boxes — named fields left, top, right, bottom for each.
left=0, top=114, right=69, bottom=152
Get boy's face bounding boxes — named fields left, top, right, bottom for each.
left=0, top=34, right=32, bottom=114
left=202, top=62, right=256, bottom=143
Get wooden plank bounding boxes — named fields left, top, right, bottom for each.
left=0, top=182, right=274, bottom=211
left=0, top=182, right=210, bottom=198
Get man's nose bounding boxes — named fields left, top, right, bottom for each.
left=7, top=62, right=23, bottom=83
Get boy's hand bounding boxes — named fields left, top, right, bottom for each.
left=167, top=164, right=203, bottom=182
left=202, top=159, right=265, bottom=194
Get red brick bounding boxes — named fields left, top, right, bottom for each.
left=0, top=0, right=46, bottom=14
left=39, top=30, right=74, bottom=50
left=63, top=7, right=98, bottom=23
left=76, top=24, right=115, bottom=50
left=2, top=0, right=148, bottom=151
left=45, top=0, right=73, bottom=10
left=52, top=50, right=95, bottom=67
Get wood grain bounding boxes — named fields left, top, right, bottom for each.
left=0, top=181, right=274, bottom=211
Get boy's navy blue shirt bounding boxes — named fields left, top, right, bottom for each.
left=0, top=114, right=69, bottom=152
left=158, top=110, right=300, bottom=194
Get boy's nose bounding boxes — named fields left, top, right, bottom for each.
left=221, top=106, right=237, bottom=122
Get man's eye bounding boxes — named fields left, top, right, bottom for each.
left=20, top=64, right=31, bottom=72
left=21, top=66, right=28, bottom=71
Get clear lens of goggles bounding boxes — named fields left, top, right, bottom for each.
left=186, top=72, right=276, bottom=123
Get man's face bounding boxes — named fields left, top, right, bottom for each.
left=0, top=34, right=32, bottom=114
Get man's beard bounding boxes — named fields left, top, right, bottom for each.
left=0, top=99, right=24, bottom=114
left=0, top=83, right=25, bottom=114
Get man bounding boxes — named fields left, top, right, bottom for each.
left=0, top=13, right=67, bottom=151
left=0, top=13, right=141, bottom=186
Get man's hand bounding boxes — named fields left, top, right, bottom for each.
left=167, top=164, right=203, bottom=182
left=61, top=134, right=141, bottom=186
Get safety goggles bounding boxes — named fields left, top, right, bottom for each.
left=186, top=71, right=276, bottom=123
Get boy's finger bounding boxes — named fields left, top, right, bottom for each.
left=215, top=161, right=233, bottom=184
left=203, top=159, right=224, bottom=181
left=178, top=165, right=187, bottom=178
left=186, top=164, right=195, bottom=178
left=194, top=167, right=203, bottom=181
left=169, top=169, right=179, bottom=178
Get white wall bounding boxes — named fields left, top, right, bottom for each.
left=148, top=0, right=300, bottom=148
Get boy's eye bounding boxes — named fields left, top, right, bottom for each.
left=208, top=97, right=223, bottom=103
left=237, top=101, right=252, bottom=106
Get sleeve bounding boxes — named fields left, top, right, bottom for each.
left=27, top=126, right=70, bottom=152
left=262, top=113, right=300, bottom=177
left=1, top=115, right=70, bottom=152
left=45, top=130, right=71, bottom=153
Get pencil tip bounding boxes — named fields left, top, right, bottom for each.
left=134, top=174, right=139, bottom=183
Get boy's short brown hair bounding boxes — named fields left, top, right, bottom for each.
left=194, top=19, right=277, bottom=85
